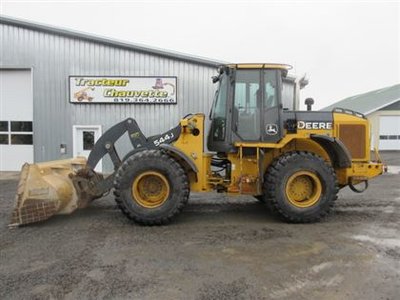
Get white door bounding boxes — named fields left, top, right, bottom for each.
left=379, top=116, right=400, bottom=150
left=73, top=125, right=102, bottom=172
left=0, top=70, right=33, bottom=171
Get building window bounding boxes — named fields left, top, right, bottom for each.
left=0, top=121, right=8, bottom=132
left=0, top=121, right=33, bottom=145
left=380, top=135, right=399, bottom=140
left=0, top=134, right=9, bottom=144
left=11, top=134, right=33, bottom=145
left=83, top=131, right=95, bottom=150
left=11, top=121, right=33, bottom=132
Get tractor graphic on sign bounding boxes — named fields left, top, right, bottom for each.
left=74, top=87, right=95, bottom=102
left=152, top=78, right=176, bottom=96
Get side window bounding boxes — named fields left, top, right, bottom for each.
left=234, top=82, right=246, bottom=110
left=261, top=70, right=282, bottom=143
left=233, top=70, right=261, bottom=141
left=211, top=75, right=229, bottom=141
left=264, top=70, right=278, bottom=109
left=234, top=82, right=259, bottom=113
left=214, top=79, right=228, bottom=118
left=281, top=80, right=295, bottom=110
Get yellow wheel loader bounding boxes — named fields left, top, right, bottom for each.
left=10, top=63, right=384, bottom=226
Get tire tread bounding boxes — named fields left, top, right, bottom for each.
left=263, top=151, right=339, bottom=223
left=114, top=150, right=189, bottom=225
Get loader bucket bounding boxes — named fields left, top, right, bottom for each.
left=10, top=157, right=88, bottom=227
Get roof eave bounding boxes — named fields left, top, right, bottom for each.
left=0, top=14, right=226, bottom=67
left=364, top=98, right=400, bottom=115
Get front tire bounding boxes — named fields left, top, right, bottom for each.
left=114, top=150, right=189, bottom=225
left=264, top=151, right=338, bottom=223
left=254, top=195, right=265, bottom=203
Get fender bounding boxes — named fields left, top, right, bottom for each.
left=159, top=144, right=199, bottom=178
left=310, top=134, right=352, bottom=168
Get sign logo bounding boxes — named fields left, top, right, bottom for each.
left=297, top=121, right=332, bottom=130
left=266, top=124, right=278, bottom=135
left=69, top=76, right=177, bottom=104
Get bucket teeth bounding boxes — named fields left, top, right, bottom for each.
left=9, top=157, right=87, bottom=227
left=10, top=163, right=61, bottom=226
left=10, top=163, right=30, bottom=226
left=10, top=199, right=59, bottom=226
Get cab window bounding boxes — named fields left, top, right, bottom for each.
left=233, top=70, right=261, bottom=141
left=264, top=70, right=278, bottom=109
left=210, top=75, right=229, bottom=141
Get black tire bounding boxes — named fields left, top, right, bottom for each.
left=264, top=151, right=338, bottom=223
left=114, top=150, right=189, bottom=225
left=254, top=195, right=265, bottom=203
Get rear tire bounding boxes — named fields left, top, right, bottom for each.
left=114, top=150, right=189, bottom=225
left=264, top=151, right=338, bottom=223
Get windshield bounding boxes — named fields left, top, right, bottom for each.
left=210, top=74, right=229, bottom=141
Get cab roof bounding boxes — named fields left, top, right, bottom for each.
left=225, top=63, right=292, bottom=70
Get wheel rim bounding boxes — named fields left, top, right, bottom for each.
left=285, top=171, right=322, bottom=208
left=132, top=171, right=170, bottom=208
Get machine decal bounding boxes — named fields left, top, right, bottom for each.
left=266, top=124, right=278, bottom=135
left=297, top=121, right=333, bottom=130
left=153, top=132, right=175, bottom=147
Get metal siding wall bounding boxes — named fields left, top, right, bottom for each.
left=0, top=24, right=217, bottom=171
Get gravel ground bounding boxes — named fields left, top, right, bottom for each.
left=0, top=152, right=399, bottom=299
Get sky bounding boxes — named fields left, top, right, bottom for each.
left=1, top=0, right=399, bottom=109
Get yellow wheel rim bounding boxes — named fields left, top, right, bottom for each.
left=132, top=171, right=170, bottom=208
left=285, top=171, right=322, bottom=208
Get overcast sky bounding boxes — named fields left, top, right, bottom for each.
left=1, top=0, right=399, bottom=109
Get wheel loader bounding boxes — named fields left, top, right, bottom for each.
left=10, top=63, right=384, bottom=227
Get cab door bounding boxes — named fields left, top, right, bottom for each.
left=232, top=70, right=262, bottom=141
left=231, top=69, right=283, bottom=143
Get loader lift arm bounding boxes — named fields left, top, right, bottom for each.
left=73, top=118, right=181, bottom=201
left=86, top=118, right=150, bottom=171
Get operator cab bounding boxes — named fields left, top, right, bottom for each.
left=207, top=63, right=291, bottom=152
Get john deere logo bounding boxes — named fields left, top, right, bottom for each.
left=297, top=121, right=332, bottom=130
left=266, top=124, right=278, bottom=135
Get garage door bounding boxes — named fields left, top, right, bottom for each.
left=379, top=115, right=400, bottom=150
left=0, top=70, right=33, bottom=171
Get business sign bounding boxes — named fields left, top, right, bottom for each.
left=69, top=76, right=177, bottom=104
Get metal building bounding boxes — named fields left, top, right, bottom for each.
left=0, top=16, right=305, bottom=171
left=323, top=84, right=400, bottom=151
